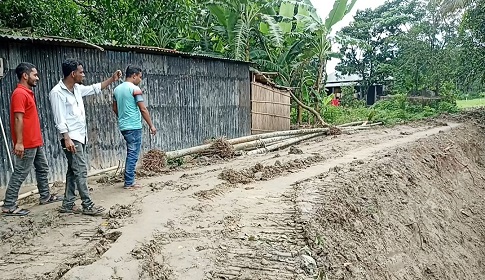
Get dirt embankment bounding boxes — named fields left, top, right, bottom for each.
left=298, top=123, right=485, bottom=279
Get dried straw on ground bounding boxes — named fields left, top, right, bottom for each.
left=142, top=150, right=167, bottom=172
left=328, top=126, right=342, bottom=135
left=201, top=138, right=235, bottom=159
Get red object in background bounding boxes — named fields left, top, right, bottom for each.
left=331, top=98, right=340, bottom=106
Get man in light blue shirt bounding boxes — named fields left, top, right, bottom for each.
left=113, top=66, right=156, bottom=189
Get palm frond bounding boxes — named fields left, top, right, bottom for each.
left=208, top=4, right=228, bottom=28
left=250, top=48, right=268, bottom=60
left=234, top=17, right=250, bottom=60
left=260, top=14, right=284, bottom=48
left=325, top=0, right=357, bottom=31
left=253, top=59, right=290, bottom=85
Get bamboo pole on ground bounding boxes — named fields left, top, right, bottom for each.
left=88, top=166, right=119, bottom=177
left=228, top=128, right=332, bottom=144
left=367, top=122, right=383, bottom=127
left=337, top=121, right=366, bottom=127
left=246, top=132, right=327, bottom=155
left=232, top=135, right=296, bottom=151
left=244, top=124, right=381, bottom=155
left=165, top=128, right=331, bottom=160
left=165, top=123, right=380, bottom=159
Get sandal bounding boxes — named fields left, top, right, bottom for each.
left=123, top=183, right=142, bottom=190
left=40, top=194, right=63, bottom=205
left=82, top=205, right=105, bottom=216
left=58, top=205, right=82, bottom=214
left=2, top=207, right=30, bottom=216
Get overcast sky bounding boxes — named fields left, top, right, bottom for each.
left=309, top=0, right=387, bottom=73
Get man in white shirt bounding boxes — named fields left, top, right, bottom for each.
left=49, top=58, right=121, bottom=216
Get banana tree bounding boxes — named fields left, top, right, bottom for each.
left=308, top=0, right=357, bottom=118
left=275, top=0, right=357, bottom=124
left=205, top=0, right=283, bottom=61
left=251, top=0, right=357, bottom=125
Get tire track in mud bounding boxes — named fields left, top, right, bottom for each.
left=208, top=190, right=310, bottom=280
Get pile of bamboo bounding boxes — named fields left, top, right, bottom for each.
left=164, top=121, right=380, bottom=159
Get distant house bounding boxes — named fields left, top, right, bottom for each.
left=325, top=72, right=390, bottom=105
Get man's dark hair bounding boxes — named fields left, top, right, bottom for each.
left=15, top=62, right=36, bottom=80
left=62, top=59, right=84, bottom=78
left=126, top=65, right=142, bottom=77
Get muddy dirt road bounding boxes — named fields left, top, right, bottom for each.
left=1, top=117, right=484, bottom=280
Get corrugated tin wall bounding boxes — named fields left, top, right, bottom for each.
left=0, top=42, right=251, bottom=188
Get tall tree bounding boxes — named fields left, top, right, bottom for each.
left=335, top=0, right=465, bottom=97
left=457, top=0, right=485, bottom=87
left=336, top=0, right=419, bottom=94
left=436, top=0, right=470, bottom=13
left=391, top=0, right=461, bottom=94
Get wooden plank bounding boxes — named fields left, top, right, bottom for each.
left=251, top=82, right=291, bottom=97
left=251, top=128, right=280, bottom=132
left=250, top=100, right=292, bottom=106
left=251, top=111, right=291, bottom=119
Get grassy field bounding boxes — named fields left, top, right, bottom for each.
left=457, top=98, right=485, bottom=109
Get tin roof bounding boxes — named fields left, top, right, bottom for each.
left=325, top=71, right=394, bottom=87
left=0, top=34, right=247, bottom=63
left=326, top=72, right=363, bottom=84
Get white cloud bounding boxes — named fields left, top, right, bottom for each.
left=309, top=0, right=387, bottom=73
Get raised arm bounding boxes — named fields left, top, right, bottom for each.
left=101, top=70, right=121, bottom=89
left=79, top=70, right=122, bottom=97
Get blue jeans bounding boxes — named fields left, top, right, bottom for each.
left=121, top=129, right=142, bottom=187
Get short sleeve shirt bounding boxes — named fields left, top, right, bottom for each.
left=113, top=82, right=144, bottom=131
left=10, top=84, right=43, bottom=148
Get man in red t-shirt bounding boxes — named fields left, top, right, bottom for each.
left=2, top=63, right=62, bottom=216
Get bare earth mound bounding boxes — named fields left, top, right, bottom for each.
left=298, top=124, right=485, bottom=279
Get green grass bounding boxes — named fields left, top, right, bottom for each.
left=457, top=98, right=485, bottom=109
left=291, top=94, right=460, bottom=126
